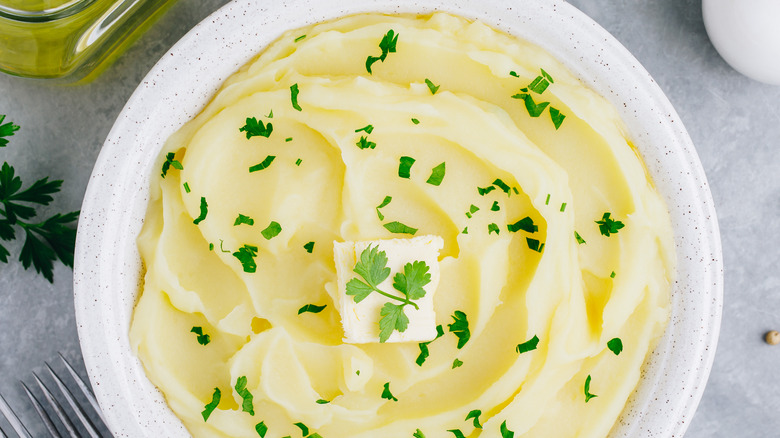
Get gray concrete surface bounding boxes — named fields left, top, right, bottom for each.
left=0, top=0, right=777, bottom=436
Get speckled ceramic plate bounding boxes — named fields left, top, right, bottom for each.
left=73, top=0, right=723, bottom=436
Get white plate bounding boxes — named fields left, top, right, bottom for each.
left=73, top=0, right=723, bottom=436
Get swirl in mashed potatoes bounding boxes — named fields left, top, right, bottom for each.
left=130, top=12, right=674, bottom=438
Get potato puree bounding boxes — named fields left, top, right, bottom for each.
left=130, top=12, right=674, bottom=438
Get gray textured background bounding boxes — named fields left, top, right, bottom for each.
left=0, top=0, right=777, bottom=436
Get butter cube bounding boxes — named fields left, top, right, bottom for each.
left=334, top=235, right=444, bottom=343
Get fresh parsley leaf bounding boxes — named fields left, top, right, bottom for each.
left=294, top=34, right=306, bottom=42
left=255, top=421, right=268, bottom=437
left=384, top=221, right=417, bottom=235
left=298, top=304, right=327, bottom=315
left=316, top=399, right=330, bottom=404
left=376, top=195, right=392, bottom=220
left=392, top=260, right=431, bottom=300
left=232, top=244, right=258, bottom=273
left=500, top=420, right=515, bottom=438
left=201, top=387, right=221, bottom=421
left=249, top=155, right=276, bottom=172
left=527, top=75, right=550, bottom=94
left=190, top=326, right=211, bottom=345
left=461, top=227, right=468, bottom=234
left=447, top=430, right=466, bottom=438
left=477, top=185, right=495, bottom=196
left=452, top=358, right=463, bottom=369
left=584, top=375, right=598, bottom=402
left=488, top=223, right=500, bottom=235
left=355, top=124, right=374, bottom=134
left=526, top=237, right=544, bottom=253
left=541, top=68, right=554, bottom=83
left=261, top=221, right=282, bottom=240
left=0, top=115, right=20, bottom=148
left=596, top=212, right=624, bottom=236
left=303, top=241, right=315, bottom=253
left=290, top=83, right=302, bottom=111
left=352, top=244, right=391, bottom=290
left=345, top=278, right=375, bottom=303
left=425, top=78, right=440, bottom=94
left=379, top=302, right=409, bottom=343
left=192, top=197, right=208, bottom=225
left=398, top=156, right=415, bottom=178
left=493, top=178, right=511, bottom=194
left=575, top=231, right=586, bottom=244
left=508, top=216, right=537, bottom=233
left=416, top=324, right=444, bottom=366
left=469, top=205, right=480, bottom=214
left=239, top=117, right=273, bottom=139
left=161, top=152, right=183, bottom=178
left=183, top=182, right=191, bottom=193
left=366, top=29, right=398, bottom=74
left=491, top=201, right=500, bottom=211
left=411, top=118, right=420, bottom=124
left=549, top=106, right=566, bottom=129
left=516, top=335, right=539, bottom=354
left=426, top=162, right=445, bottom=186
left=607, top=338, right=623, bottom=355
left=413, top=429, right=426, bottom=438
left=381, top=382, right=398, bottom=401
left=234, top=214, right=254, bottom=226
left=294, top=423, right=309, bottom=436
left=448, top=311, right=470, bottom=349
left=465, top=409, right=483, bottom=428
left=511, top=93, right=550, bottom=117
left=235, top=376, right=255, bottom=415
left=356, top=136, right=377, bottom=150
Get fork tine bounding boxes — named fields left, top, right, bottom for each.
left=20, top=381, right=62, bottom=438
left=0, top=391, right=32, bottom=438
left=57, top=353, right=105, bottom=425
left=44, top=363, right=102, bottom=438
left=0, top=424, right=7, bottom=438
left=31, top=373, right=81, bottom=438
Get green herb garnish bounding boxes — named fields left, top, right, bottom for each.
left=526, top=237, right=544, bottom=253
left=477, top=185, right=495, bottom=196
left=596, top=212, right=624, bottom=236
left=452, top=359, right=463, bottom=369
left=584, top=375, right=598, bottom=402
left=560, top=202, right=567, bottom=212
left=490, top=201, right=500, bottom=211
left=448, top=310, right=470, bottom=349
left=261, top=221, right=282, bottom=240
left=516, top=335, right=539, bottom=354
left=366, top=29, right=398, bottom=74
left=234, top=214, right=254, bottom=226
left=381, top=382, right=398, bottom=401
left=286, top=137, right=293, bottom=142
left=511, top=93, right=550, bottom=117
left=209, top=243, right=214, bottom=251
left=316, top=399, right=329, bottom=404
left=398, top=156, right=415, bottom=178
left=384, top=221, right=417, bottom=235
left=500, top=420, right=515, bottom=438
left=575, top=231, right=586, bottom=244
left=488, top=223, right=500, bottom=235
left=294, top=423, right=309, bottom=436
left=190, top=326, right=211, bottom=345
left=545, top=194, right=550, bottom=205
left=298, top=304, right=326, bottom=315
left=183, top=182, right=191, bottom=193
left=303, top=241, right=315, bottom=253
left=376, top=195, right=392, bottom=220
left=267, top=110, right=273, bottom=118
left=411, top=118, right=420, bottom=125
left=232, top=244, right=258, bottom=273
left=610, top=271, right=616, bottom=278
left=294, top=34, right=306, bottom=42
left=550, top=106, right=566, bottom=129
left=465, top=409, right=483, bottom=428
left=193, top=197, right=208, bottom=224
left=493, top=178, right=511, bottom=194
left=424, top=78, right=440, bottom=94
left=161, top=152, right=183, bottom=178
left=356, top=136, right=377, bottom=150
left=295, top=158, right=302, bottom=166
left=608, top=337, right=623, bottom=355
left=413, top=429, right=426, bottom=438
left=255, top=421, right=268, bottom=437
left=290, top=83, right=302, bottom=111
left=416, top=324, right=444, bottom=366
left=509, top=70, right=520, bottom=78
left=249, top=155, right=276, bottom=172
left=468, top=205, right=479, bottom=216
left=239, top=117, right=273, bottom=139
left=201, top=388, right=221, bottom=421
left=355, top=124, right=374, bottom=134
left=508, top=216, right=537, bottom=233
left=426, top=162, right=446, bottom=186
left=0, top=115, right=20, bottom=147
left=234, top=376, right=255, bottom=415
left=447, top=430, right=466, bottom=438
left=461, top=227, right=468, bottom=234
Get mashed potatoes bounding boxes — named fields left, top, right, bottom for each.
left=130, top=12, right=674, bottom=438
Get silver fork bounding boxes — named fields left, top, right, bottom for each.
left=0, top=353, right=109, bottom=438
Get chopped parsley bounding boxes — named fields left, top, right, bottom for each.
left=452, top=358, right=463, bottom=369
left=411, top=118, right=420, bottom=124
left=366, top=29, right=398, bottom=74
left=294, top=34, right=306, bottom=42
left=298, top=304, right=327, bottom=315
left=516, top=335, right=539, bottom=354
left=509, top=70, right=520, bottom=78
left=239, top=117, right=273, bottom=139
left=295, top=158, right=302, bottom=166
left=219, top=239, right=230, bottom=253
left=232, top=244, right=259, bottom=273
left=384, top=221, right=417, bottom=235
left=477, top=185, right=495, bottom=196
left=234, top=376, right=255, bottom=415
left=488, top=223, right=500, bottom=235
left=161, top=152, right=183, bottom=178
left=493, top=178, right=511, bottom=194
left=249, top=155, right=276, bottom=172
left=596, top=212, right=625, bottom=236
left=447, top=430, right=466, bottom=438
left=550, top=106, right=566, bottom=129
left=381, top=382, right=398, bottom=401
left=193, top=197, right=208, bottom=224
left=545, top=194, right=551, bottom=205
left=610, top=271, right=616, bottom=278
left=398, top=156, right=415, bottom=178
left=465, top=409, right=483, bottom=428
left=584, top=375, right=598, bottom=402
left=448, top=310, right=470, bottom=349
left=234, top=214, right=254, bottom=226
left=190, top=326, right=211, bottom=345
left=183, top=182, right=191, bottom=193
left=356, top=136, right=377, bottom=150
left=490, top=201, right=500, bottom=211
left=424, top=78, right=440, bottom=94
left=261, top=221, right=282, bottom=240
left=255, top=422, right=268, bottom=437
left=267, top=110, right=273, bottom=119
left=469, top=204, right=480, bottom=214
left=608, top=337, right=623, bottom=355
left=560, top=202, right=567, bottom=212
left=526, top=237, right=544, bottom=253
left=303, top=241, right=315, bottom=253
left=575, top=231, right=586, bottom=244
left=413, top=429, right=426, bottom=438
left=355, top=124, right=374, bottom=134
left=286, top=137, right=293, bottom=142
left=201, top=388, right=221, bottom=421
left=462, top=227, right=468, bottom=234
left=294, top=422, right=309, bottom=436
left=508, top=216, right=537, bottom=233
left=376, top=195, right=392, bottom=220
left=500, top=420, right=515, bottom=438
left=511, top=92, right=549, bottom=117
left=426, top=162, right=446, bottom=186
left=290, top=83, right=302, bottom=111
left=0, top=115, right=19, bottom=147
left=316, top=399, right=329, bottom=404
left=416, top=324, right=444, bottom=366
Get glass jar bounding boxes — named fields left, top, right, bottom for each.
left=0, top=0, right=175, bottom=82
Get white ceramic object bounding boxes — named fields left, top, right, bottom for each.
left=703, top=0, right=780, bottom=85
left=73, top=0, right=723, bottom=437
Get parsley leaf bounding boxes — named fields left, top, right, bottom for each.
left=500, top=420, right=515, bottom=438
left=527, top=74, right=550, bottom=94
left=607, top=337, right=623, bottom=355
left=411, top=118, right=420, bottom=125
left=356, top=136, right=376, bottom=150
left=381, top=382, right=398, bottom=401
left=488, top=223, right=500, bottom=235
left=596, top=212, right=625, bottom=236
left=610, top=271, right=616, bottom=278
left=461, top=227, right=468, bottom=234
left=448, top=311, right=470, bottom=349
left=447, top=430, right=466, bottom=438
left=316, top=399, right=330, bottom=404
left=392, top=260, right=432, bottom=300
left=261, top=221, right=282, bottom=240
left=526, top=237, right=544, bottom=253
left=379, top=302, right=409, bottom=343
left=355, top=124, right=374, bottom=134
left=426, top=162, right=446, bottom=186
left=351, top=244, right=391, bottom=292
left=469, top=205, right=480, bottom=214
left=161, top=152, right=183, bottom=178
left=584, top=375, right=598, bottom=402
left=508, top=216, right=537, bottom=233
left=491, top=201, right=500, bottom=211
left=575, top=231, right=586, bottom=244
left=183, top=182, right=191, bottom=193
left=298, top=304, right=327, bottom=315
left=233, top=244, right=259, bottom=273
left=511, top=93, right=550, bottom=117
left=413, top=429, right=426, bottom=438
left=383, top=221, right=417, bottom=235
left=477, top=185, right=495, bottom=196
left=294, top=423, right=309, bottom=436
left=290, top=83, right=302, bottom=111
left=234, top=376, right=255, bottom=415
left=398, top=156, right=415, bottom=178
left=376, top=195, right=392, bottom=220
left=425, top=78, right=440, bottom=94
left=303, top=241, right=315, bottom=253
left=192, top=197, right=208, bottom=224
left=452, top=358, right=463, bottom=369
left=294, top=34, right=306, bottom=42
left=190, top=326, right=211, bottom=345
left=255, top=421, right=268, bottom=437
left=366, top=29, right=398, bottom=74
left=516, top=335, right=539, bottom=354
left=509, top=70, right=520, bottom=77
left=249, top=155, right=276, bottom=172
left=465, top=409, right=483, bottom=428
left=0, top=115, right=20, bottom=148
left=239, top=117, right=273, bottom=139
left=201, top=388, right=221, bottom=421
left=416, top=324, right=444, bottom=366
left=493, top=178, right=511, bottom=194
left=549, top=106, right=566, bottom=129
left=234, top=214, right=254, bottom=226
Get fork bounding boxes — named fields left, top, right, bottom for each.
left=0, top=353, right=109, bottom=438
